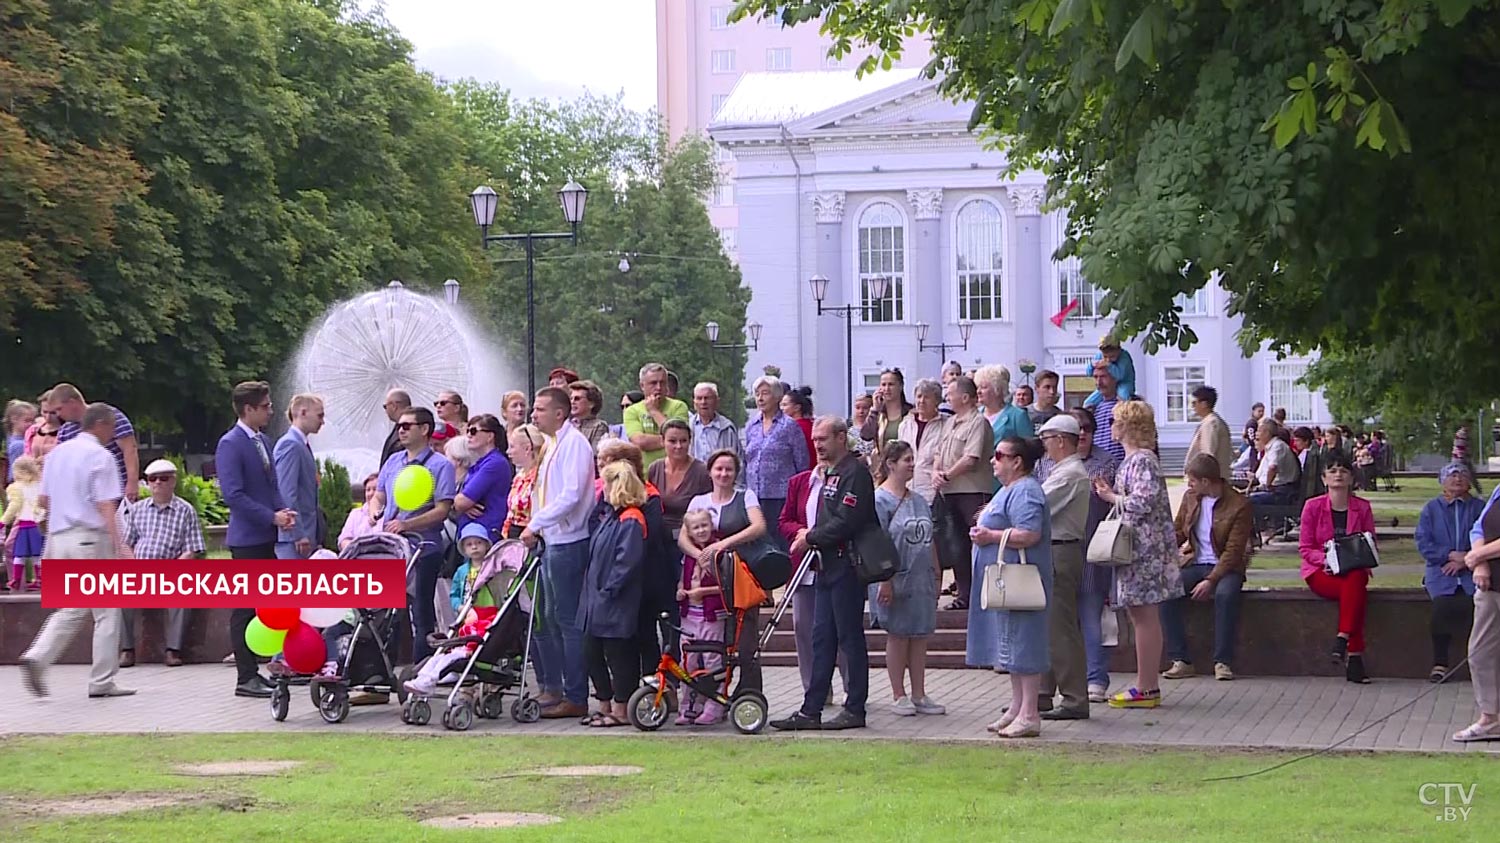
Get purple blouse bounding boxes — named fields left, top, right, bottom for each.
left=744, top=410, right=808, bottom=501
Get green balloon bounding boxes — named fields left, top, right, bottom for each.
left=393, top=464, right=435, bottom=511
left=245, top=617, right=287, bottom=657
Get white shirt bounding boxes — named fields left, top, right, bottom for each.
left=40, top=432, right=123, bottom=533
left=688, top=488, right=761, bottom=532
left=1194, top=494, right=1219, bottom=567
left=805, top=471, right=823, bottom=530
left=1256, top=438, right=1298, bottom=488
left=529, top=424, right=596, bottom=544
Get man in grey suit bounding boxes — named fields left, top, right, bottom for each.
left=275, top=394, right=325, bottom=559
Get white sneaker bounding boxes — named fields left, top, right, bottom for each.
left=913, top=696, right=946, bottom=715
left=1087, top=683, right=1107, bottom=703
left=403, top=678, right=435, bottom=697
left=1101, top=609, right=1120, bottom=646
left=891, top=696, right=917, bottom=716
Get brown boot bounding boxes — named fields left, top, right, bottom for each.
left=164, top=650, right=184, bottom=667
left=539, top=700, right=588, bottom=719
left=119, top=650, right=136, bottom=668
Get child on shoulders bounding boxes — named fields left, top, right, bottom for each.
left=1083, top=334, right=1136, bottom=406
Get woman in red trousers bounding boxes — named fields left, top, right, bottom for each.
left=1299, top=450, right=1376, bottom=683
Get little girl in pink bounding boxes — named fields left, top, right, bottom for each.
left=2, top=456, right=45, bottom=591
left=676, top=509, right=727, bottom=725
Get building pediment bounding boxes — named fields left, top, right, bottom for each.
left=794, top=86, right=973, bottom=135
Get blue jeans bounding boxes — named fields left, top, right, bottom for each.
left=408, top=552, right=444, bottom=662
left=1078, top=579, right=1110, bottom=689
left=801, top=566, right=869, bottom=718
left=1160, top=566, right=1245, bottom=667
left=539, top=538, right=591, bottom=706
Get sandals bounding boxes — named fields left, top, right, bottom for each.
left=1452, top=721, right=1500, bottom=743
left=1429, top=665, right=1448, bottom=683
left=587, top=712, right=628, bottom=728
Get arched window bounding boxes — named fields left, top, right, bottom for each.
left=1052, top=211, right=1105, bottom=321
left=955, top=199, right=1004, bottom=320
left=857, top=201, right=905, bottom=323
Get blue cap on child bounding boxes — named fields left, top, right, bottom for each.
left=458, top=523, right=492, bottom=546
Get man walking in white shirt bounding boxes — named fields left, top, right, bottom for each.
left=20, top=403, right=134, bottom=698
left=521, top=387, right=597, bottom=719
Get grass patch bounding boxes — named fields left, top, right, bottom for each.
left=0, top=734, right=1493, bottom=842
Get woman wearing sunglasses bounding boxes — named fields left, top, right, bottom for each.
left=453, top=414, right=511, bottom=542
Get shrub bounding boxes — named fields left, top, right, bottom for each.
left=319, top=458, right=355, bottom=550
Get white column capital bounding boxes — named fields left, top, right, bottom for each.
left=906, top=187, right=944, bottom=220
left=1006, top=185, right=1046, bottom=216
left=810, top=191, right=846, bottom=224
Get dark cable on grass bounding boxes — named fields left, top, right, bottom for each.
left=1201, top=656, right=1472, bottom=782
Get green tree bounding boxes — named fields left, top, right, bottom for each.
left=736, top=0, right=1500, bottom=423
left=448, top=86, right=750, bottom=420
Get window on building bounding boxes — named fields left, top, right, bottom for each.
left=1175, top=288, right=1210, bottom=316
left=1163, top=365, right=1208, bottom=424
left=857, top=201, right=905, bottom=323
left=766, top=48, right=792, bottom=71
left=711, top=50, right=736, bottom=73
left=714, top=183, right=734, bottom=206
left=861, top=371, right=883, bottom=392
left=1052, top=212, right=1106, bottom=321
left=710, top=6, right=730, bottom=28
left=710, top=94, right=729, bottom=119
left=955, top=199, right=1004, bottom=321
left=1269, top=362, right=1315, bottom=423
left=719, top=227, right=738, bottom=252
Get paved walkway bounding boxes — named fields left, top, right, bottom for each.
left=4, top=664, right=1494, bottom=755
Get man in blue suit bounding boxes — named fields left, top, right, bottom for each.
left=215, top=380, right=296, bottom=698
left=275, top=394, right=325, bottom=559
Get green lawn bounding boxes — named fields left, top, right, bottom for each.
left=0, top=734, right=1492, bottom=842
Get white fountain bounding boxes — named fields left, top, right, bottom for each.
left=285, top=280, right=515, bottom=479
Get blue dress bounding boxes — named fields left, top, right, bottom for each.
left=965, top=475, right=1052, bottom=674
left=870, top=487, right=938, bottom=636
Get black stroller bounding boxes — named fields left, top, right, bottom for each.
left=269, top=532, right=422, bottom=724
left=400, top=539, right=544, bottom=731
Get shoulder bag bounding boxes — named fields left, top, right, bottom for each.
left=1086, top=503, right=1136, bottom=567
left=980, top=529, right=1046, bottom=611
left=1324, top=531, right=1379, bottom=575
left=851, top=499, right=900, bottom=585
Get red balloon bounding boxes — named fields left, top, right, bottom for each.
left=282, top=622, right=326, bottom=675
left=256, top=607, right=301, bottom=631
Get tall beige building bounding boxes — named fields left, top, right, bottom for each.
left=655, top=0, right=930, bottom=254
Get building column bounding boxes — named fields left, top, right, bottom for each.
left=811, top=190, right=847, bottom=405
left=908, top=188, right=945, bottom=376
left=1007, top=185, right=1046, bottom=371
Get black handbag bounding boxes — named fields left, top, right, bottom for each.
left=851, top=522, right=900, bottom=585
left=1324, top=532, right=1379, bottom=575
left=931, top=493, right=969, bottom=570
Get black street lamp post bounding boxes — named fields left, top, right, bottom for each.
left=470, top=181, right=588, bottom=397
left=705, top=320, right=762, bottom=351
left=810, top=274, right=888, bottom=417
left=916, top=320, right=974, bottom=364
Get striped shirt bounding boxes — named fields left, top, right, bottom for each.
left=120, top=495, right=205, bottom=560
left=59, top=404, right=135, bottom=488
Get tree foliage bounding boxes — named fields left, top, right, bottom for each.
left=737, top=0, right=1500, bottom=424
left=447, top=84, right=750, bottom=422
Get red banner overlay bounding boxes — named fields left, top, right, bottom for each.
left=41, top=560, right=407, bottom=609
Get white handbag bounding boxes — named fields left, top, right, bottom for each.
left=1087, top=503, right=1136, bottom=567
left=980, top=529, right=1047, bottom=611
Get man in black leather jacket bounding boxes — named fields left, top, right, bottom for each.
left=773, top=416, right=875, bottom=730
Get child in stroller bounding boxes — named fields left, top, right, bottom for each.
left=403, top=524, right=513, bottom=697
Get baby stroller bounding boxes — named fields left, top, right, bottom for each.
left=628, top=547, right=794, bottom=734
left=270, top=532, right=423, bottom=724
left=400, top=539, right=544, bottom=732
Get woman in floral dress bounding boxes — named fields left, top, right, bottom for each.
left=1091, top=400, right=1180, bottom=709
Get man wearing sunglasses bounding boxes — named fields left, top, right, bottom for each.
left=119, top=459, right=205, bottom=668
left=376, top=406, right=456, bottom=664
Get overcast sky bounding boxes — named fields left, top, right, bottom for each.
left=370, top=0, right=658, bottom=111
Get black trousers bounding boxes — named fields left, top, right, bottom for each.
left=1432, top=593, right=1475, bottom=666
left=586, top=635, right=639, bottom=704
left=229, top=543, right=275, bottom=685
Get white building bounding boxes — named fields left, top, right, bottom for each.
left=708, top=70, right=1330, bottom=453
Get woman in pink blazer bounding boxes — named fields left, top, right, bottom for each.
left=1299, top=450, right=1376, bottom=683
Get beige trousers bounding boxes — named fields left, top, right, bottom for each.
left=22, top=527, right=123, bottom=693
left=1470, top=590, right=1500, bottom=715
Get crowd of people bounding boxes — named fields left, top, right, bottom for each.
left=9, top=352, right=1500, bottom=744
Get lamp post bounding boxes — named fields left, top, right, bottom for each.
left=443, top=278, right=460, bottom=306
left=705, top=320, right=762, bottom=351
left=470, top=180, right=588, bottom=397
left=810, top=274, right=887, bottom=417
left=915, top=320, right=974, bottom=365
